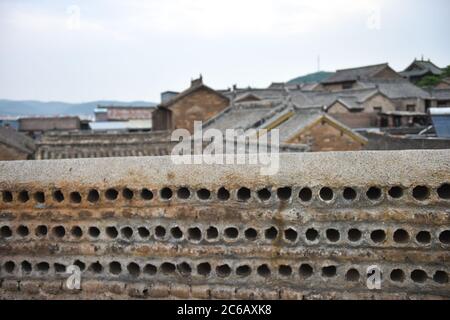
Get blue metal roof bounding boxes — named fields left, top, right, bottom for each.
left=430, top=108, right=450, bottom=138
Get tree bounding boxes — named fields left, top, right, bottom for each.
left=417, top=65, right=450, bottom=88
left=417, top=75, right=441, bottom=88
left=441, top=65, right=450, bottom=78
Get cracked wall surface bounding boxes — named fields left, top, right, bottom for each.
left=0, top=151, right=449, bottom=299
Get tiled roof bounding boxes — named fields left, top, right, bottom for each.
left=401, top=60, right=443, bottom=77
left=430, top=89, right=450, bottom=100
left=35, top=131, right=173, bottom=160
left=358, top=80, right=430, bottom=99
left=223, top=88, right=287, bottom=101
left=159, top=79, right=229, bottom=108
left=322, top=63, right=390, bottom=84
left=270, top=108, right=324, bottom=142
left=298, top=88, right=380, bottom=109
left=0, top=126, right=36, bottom=154
left=203, top=100, right=289, bottom=132
left=260, top=107, right=368, bottom=144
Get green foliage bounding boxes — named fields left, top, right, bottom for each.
left=287, top=71, right=334, bottom=85
left=442, top=65, right=450, bottom=78
left=417, top=75, right=442, bottom=88
left=417, top=65, right=450, bottom=88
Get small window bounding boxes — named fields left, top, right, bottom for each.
left=342, top=83, right=353, bottom=90
left=373, top=106, right=382, bottom=113
left=407, top=105, right=416, bottom=112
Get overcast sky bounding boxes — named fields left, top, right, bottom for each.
left=0, top=0, right=449, bottom=103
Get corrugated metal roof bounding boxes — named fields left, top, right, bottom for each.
left=430, top=108, right=450, bottom=116
left=89, top=120, right=152, bottom=131
left=430, top=108, right=450, bottom=138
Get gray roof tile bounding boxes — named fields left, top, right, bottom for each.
left=322, top=63, right=390, bottom=84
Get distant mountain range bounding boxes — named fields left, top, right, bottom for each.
left=0, top=100, right=157, bottom=117
left=1, top=72, right=332, bottom=117
left=287, top=71, right=334, bottom=85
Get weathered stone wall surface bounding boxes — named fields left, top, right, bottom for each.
left=0, top=151, right=449, bottom=299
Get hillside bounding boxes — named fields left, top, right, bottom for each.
left=287, top=71, right=334, bottom=85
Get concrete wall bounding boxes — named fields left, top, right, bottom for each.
left=0, top=151, right=449, bottom=299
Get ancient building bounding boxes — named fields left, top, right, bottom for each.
left=252, top=106, right=367, bottom=152
left=94, top=106, right=154, bottom=122
left=153, top=77, right=230, bottom=133
left=34, top=130, right=307, bottom=160
left=316, top=63, right=403, bottom=92
left=18, top=116, right=81, bottom=138
left=401, top=59, right=443, bottom=83
left=363, top=131, right=450, bottom=150
left=435, top=78, right=450, bottom=90
left=203, top=99, right=292, bottom=133
left=430, top=108, right=450, bottom=139
left=221, top=80, right=429, bottom=126
left=0, top=151, right=449, bottom=299
left=326, top=91, right=395, bottom=114
left=35, top=131, right=174, bottom=160
left=0, top=117, right=19, bottom=130
left=360, top=80, right=429, bottom=113
left=0, top=127, right=36, bottom=161
left=310, top=64, right=430, bottom=113
left=429, top=89, right=450, bottom=108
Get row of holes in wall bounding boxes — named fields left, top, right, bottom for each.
left=1, top=184, right=450, bottom=205
left=1, top=224, right=449, bottom=246
left=0, top=260, right=448, bottom=285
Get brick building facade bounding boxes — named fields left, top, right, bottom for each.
left=153, top=77, right=229, bottom=133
